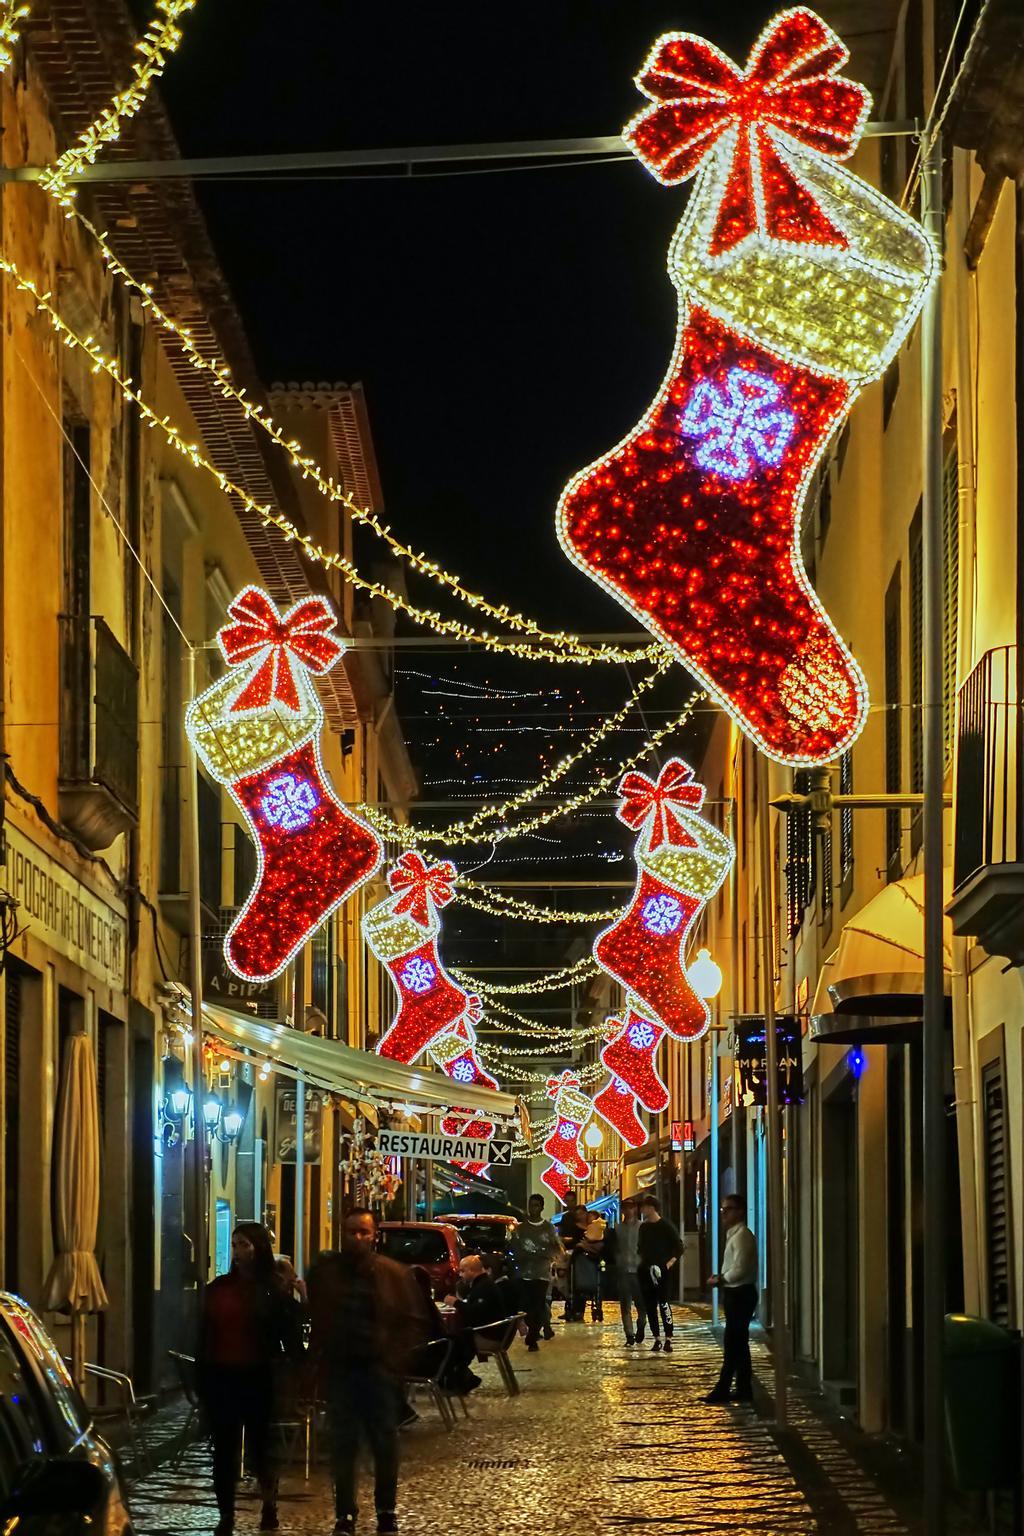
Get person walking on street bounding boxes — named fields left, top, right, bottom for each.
left=197, top=1222, right=304, bottom=1536
left=706, top=1194, right=759, bottom=1404
left=638, top=1196, right=684, bottom=1352
left=604, top=1200, right=645, bottom=1346
left=307, top=1207, right=428, bottom=1536
left=510, top=1195, right=563, bottom=1350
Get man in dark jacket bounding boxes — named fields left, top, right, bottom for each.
left=308, top=1208, right=428, bottom=1536
left=638, top=1196, right=684, bottom=1353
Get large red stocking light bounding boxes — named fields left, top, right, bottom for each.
left=591, top=759, right=735, bottom=1148
left=185, top=587, right=383, bottom=982
left=557, top=6, right=937, bottom=766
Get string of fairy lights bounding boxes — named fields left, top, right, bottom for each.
left=31, top=0, right=660, bottom=668
left=0, top=1, right=720, bottom=1159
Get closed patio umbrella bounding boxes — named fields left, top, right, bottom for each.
left=44, top=1030, right=109, bottom=1387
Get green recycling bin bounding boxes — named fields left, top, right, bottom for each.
left=944, top=1314, right=1022, bottom=1492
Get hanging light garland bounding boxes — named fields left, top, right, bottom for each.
left=456, top=881, right=624, bottom=925
left=452, top=953, right=599, bottom=997
left=359, top=687, right=704, bottom=848
left=0, top=2, right=29, bottom=73
left=41, top=1, right=196, bottom=202
left=32, top=9, right=663, bottom=670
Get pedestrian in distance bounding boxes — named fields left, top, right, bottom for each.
left=604, top=1199, right=645, bottom=1346
left=197, top=1222, right=304, bottom=1536
left=577, top=1217, right=607, bottom=1322
left=510, top=1193, right=563, bottom=1350
left=638, top=1196, right=684, bottom=1352
left=706, top=1194, right=759, bottom=1404
left=307, top=1207, right=429, bottom=1536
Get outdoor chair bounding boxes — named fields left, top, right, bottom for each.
left=68, top=1358, right=155, bottom=1472
left=472, top=1313, right=525, bottom=1398
left=404, top=1336, right=459, bottom=1431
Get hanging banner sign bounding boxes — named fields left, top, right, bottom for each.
left=378, top=1129, right=513, bottom=1165
left=735, top=1015, right=804, bottom=1107
left=274, top=1083, right=325, bottom=1164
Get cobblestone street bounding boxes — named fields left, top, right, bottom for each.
left=130, top=1312, right=920, bottom=1536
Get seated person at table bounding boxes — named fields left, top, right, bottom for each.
left=408, top=1263, right=480, bottom=1396
left=481, top=1250, right=523, bottom=1320
left=446, top=1255, right=505, bottom=1335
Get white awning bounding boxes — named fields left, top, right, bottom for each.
left=810, top=872, right=952, bottom=1043
left=203, top=1003, right=524, bottom=1129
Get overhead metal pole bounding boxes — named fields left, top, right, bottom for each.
left=757, top=755, right=787, bottom=1426
left=0, top=122, right=915, bottom=185
left=710, top=1028, right=721, bottom=1329
left=921, top=129, right=947, bottom=1536
left=292, top=950, right=307, bottom=1278
left=185, top=650, right=209, bottom=1295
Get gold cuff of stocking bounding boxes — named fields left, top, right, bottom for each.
left=670, top=140, right=937, bottom=386
left=554, top=1086, right=593, bottom=1127
left=362, top=899, right=439, bottom=964
left=186, top=670, right=320, bottom=784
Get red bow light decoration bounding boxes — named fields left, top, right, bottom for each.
left=220, top=586, right=345, bottom=714
left=546, top=1070, right=581, bottom=1100
left=624, top=7, right=870, bottom=256
left=618, top=759, right=706, bottom=850
left=464, top=994, right=483, bottom=1027
left=388, top=851, right=457, bottom=925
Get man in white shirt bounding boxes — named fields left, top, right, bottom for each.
left=706, top=1194, right=758, bottom=1404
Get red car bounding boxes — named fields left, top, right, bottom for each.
left=447, top=1214, right=519, bottom=1258
left=377, top=1221, right=464, bottom=1298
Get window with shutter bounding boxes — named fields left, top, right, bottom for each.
left=942, top=444, right=960, bottom=765
left=982, top=1058, right=1012, bottom=1326
left=885, top=566, right=902, bottom=880
left=785, top=769, right=815, bottom=936
left=909, top=505, right=924, bottom=853
left=840, top=749, right=854, bottom=901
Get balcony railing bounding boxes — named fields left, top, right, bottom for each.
left=58, top=615, right=139, bottom=850
left=949, top=646, right=1024, bottom=962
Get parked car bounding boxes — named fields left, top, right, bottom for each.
left=447, top=1214, right=519, bottom=1258
left=377, top=1221, right=464, bottom=1297
left=0, top=1291, right=133, bottom=1535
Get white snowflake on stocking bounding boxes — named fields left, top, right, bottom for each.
left=642, top=893, right=683, bottom=935
left=627, top=1018, right=657, bottom=1050
left=400, top=956, right=437, bottom=994
left=450, top=1057, right=476, bottom=1084
left=557, top=1120, right=579, bottom=1139
left=680, top=366, right=795, bottom=481
left=259, top=772, right=319, bottom=832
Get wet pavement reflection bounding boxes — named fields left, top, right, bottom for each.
left=131, top=1310, right=912, bottom=1535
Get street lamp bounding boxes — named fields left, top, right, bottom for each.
left=583, top=1121, right=604, bottom=1150
left=688, top=947, right=723, bottom=999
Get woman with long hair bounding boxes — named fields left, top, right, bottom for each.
left=197, top=1222, right=304, bottom=1535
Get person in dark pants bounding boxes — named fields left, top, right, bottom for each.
left=510, top=1194, right=563, bottom=1350
left=197, top=1222, right=304, bottom=1536
left=638, top=1196, right=684, bottom=1352
left=307, top=1208, right=428, bottom=1536
left=603, top=1200, right=645, bottom=1346
left=706, top=1194, right=759, bottom=1403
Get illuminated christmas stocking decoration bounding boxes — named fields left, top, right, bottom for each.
left=186, top=586, right=382, bottom=982
left=600, top=1010, right=670, bottom=1113
left=541, top=1071, right=593, bottom=1182
left=541, top=1161, right=572, bottom=1205
left=557, top=7, right=937, bottom=765
left=592, top=1076, right=648, bottom=1151
left=594, top=761, right=734, bottom=1040
left=433, top=1015, right=499, bottom=1179
left=363, top=853, right=471, bottom=1063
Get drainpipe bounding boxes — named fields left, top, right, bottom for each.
left=951, top=149, right=981, bottom=1317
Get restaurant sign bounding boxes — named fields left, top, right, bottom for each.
left=735, top=1014, right=804, bottom=1107
left=5, top=821, right=126, bottom=988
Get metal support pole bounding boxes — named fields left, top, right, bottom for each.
left=730, top=800, right=741, bottom=1208
left=293, top=950, right=306, bottom=1277
left=186, top=650, right=209, bottom=1295
left=757, top=754, right=787, bottom=1426
left=921, top=130, right=947, bottom=1536
left=425, top=1159, right=434, bottom=1222
left=710, top=1036, right=721, bottom=1328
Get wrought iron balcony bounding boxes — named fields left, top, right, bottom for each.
left=948, top=646, right=1024, bottom=963
left=58, top=615, right=139, bottom=850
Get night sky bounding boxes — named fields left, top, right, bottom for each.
left=149, top=2, right=771, bottom=985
